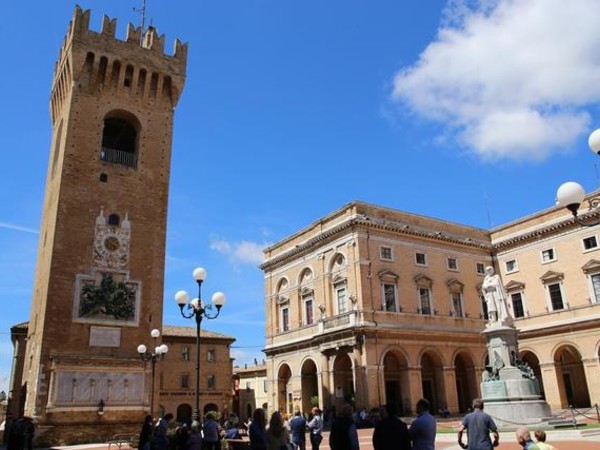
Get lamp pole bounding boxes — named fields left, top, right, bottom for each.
left=137, top=329, right=169, bottom=419
left=175, top=267, right=226, bottom=423
left=556, top=128, right=600, bottom=226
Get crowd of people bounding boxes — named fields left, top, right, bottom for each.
left=138, top=397, right=560, bottom=450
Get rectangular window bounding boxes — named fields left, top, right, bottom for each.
left=541, top=248, right=556, bottom=263
left=511, top=292, right=525, bottom=318
left=336, top=287, right=347, bottom=314
left=419, top=288, right=432, bottom=315
left=476, top=263, right=485, bottom=275
left=415, top=252, right=427, bottom=266
left=505, top=259, right=518, bottom=273
left=548, top=283, right=564, bottom=310
left=380, top=246, right=393, bottom=261
left=208, top=375, right=216, bottom=389
left=447, top=257, right=458, bottom=271
left=452, top=292, right=463, bottom=317
left=282, top=307, right=290, bottom=331
left=583, top=236, right=598, bottom=251
left=305, top=298, right=314, bottom=325
left=207, top=349, right=216, bottom=362
left=383, top=284, right=397, bottom=312
left=181, top=374, right=189, bottom=389
left=182, top=346, right=190, bottom=362
left=592, top=274, right=600, bottom=303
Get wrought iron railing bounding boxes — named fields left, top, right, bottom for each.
left=100, top=147, right=137, bottom=168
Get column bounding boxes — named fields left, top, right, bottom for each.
left=442, top=367, right=459, bottom=413
left=540, top=362, right=563, bottom=408
left=406, top=367, right=423, bottom=414
left=583, top=357, right=600, bottom=407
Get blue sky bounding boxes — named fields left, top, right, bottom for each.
left=2, top=0, right=600, bottom=393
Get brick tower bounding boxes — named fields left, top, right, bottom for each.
left=20, top=6, right=186, bottom=444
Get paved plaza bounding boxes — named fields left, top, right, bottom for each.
left=15, top=425, right=599, bottom=450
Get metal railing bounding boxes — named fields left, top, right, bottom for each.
left=100, top=147, right=137, bottom=168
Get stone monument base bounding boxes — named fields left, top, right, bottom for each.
left=483, top=399, right=551, bottom=427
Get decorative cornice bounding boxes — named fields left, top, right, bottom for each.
left=492, top=211, right=600, bottom=251
left=261, top=214, right=492, bottom=272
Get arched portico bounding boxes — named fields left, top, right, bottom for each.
left=332, top=353, right=354, bottom=409
left=301, top=358, right=319, bottom=413
left=420, top=350, right=446, bottom=413
left=277, top=363, right=293, bottom=414
left=554, top=344, right=590, bottom=407
left=520, top=350, right=545, bottom=399
left=454, top=351, right=478, bottom=413
left=382, top=349, right=410, bottom=414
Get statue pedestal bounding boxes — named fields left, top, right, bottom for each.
left=480, top=325, right=551, bottom=427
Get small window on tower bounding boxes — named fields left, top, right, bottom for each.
left=108, top=214, right=120, bottom=226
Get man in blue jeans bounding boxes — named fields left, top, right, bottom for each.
left=289, top=410, right=307, bottom=450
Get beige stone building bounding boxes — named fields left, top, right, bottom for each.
left=233, top=363, right=268, bottom=421
left=262, top=199, right=600, bottom=416
left=262, top=202, right=493, bottom=416
left=491, top=201, right=600, bottom=410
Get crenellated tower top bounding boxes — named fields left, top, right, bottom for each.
left=50, top=5, right=188, bottom=124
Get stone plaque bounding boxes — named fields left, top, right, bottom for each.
left=482, top=380, right=507, bottom=399
left=89, top=326, right=121, bottom=347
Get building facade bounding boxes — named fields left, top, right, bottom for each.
left=490, top=202, right=600, bottom=410
left=233, top=363, right=268, bottom=422
left=262, top=200, right=600, bottom=415
left=262, top=202, right=493, bottom=416
left=12, top=6, right=187, bottom=445
left=158, top=326, right=235, bottom=423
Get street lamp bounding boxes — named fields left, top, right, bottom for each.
left=175, top=267, right=226, bottom=422
left=556, top=128, right=600, bottom=227
left=137, top=328, right=169, bottom=419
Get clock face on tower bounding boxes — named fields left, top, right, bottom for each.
left=93, top=227, right=129, bottom=269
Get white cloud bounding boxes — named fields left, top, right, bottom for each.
left=391, top=0, right=600, bottom=161
left=210, top=238, right=267, bottom=265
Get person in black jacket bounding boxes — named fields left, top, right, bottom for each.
left=329, top=404, right=359, bottom=450
left=372, top=404, right=411, bottom=450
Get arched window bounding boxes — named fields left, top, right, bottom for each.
left=100, top=112, right=140, bottom=168
left=108, top=214, right=120, bottom=226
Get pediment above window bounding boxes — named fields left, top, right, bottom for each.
left=378, top=269, right=399, bottom=280
left=332, top=274, right=347, bottom=286
left=446, top=278, right=464, bottom=292
left=581, top=259, right=600, bottom=274
left=300, top=287, right=314, bottom=297
left=277, top=295, right=290, bottom=305
left=540, top=270, right=564, bottom=284
left=414, top=274, right=432, bottom=288
left=504, top=280, right=525, bottom=291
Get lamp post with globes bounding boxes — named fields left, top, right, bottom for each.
left=137, top=328, right=169, bottom=419
left=556, top=128, right=600, bottom=226
left=175, top=267, right=226, bottom=422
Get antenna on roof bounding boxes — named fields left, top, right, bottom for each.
left=133, top=0, right=148, bottom=43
